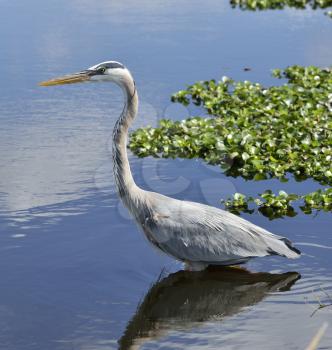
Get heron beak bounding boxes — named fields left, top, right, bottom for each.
left=39, top=70, right=93, bottom=86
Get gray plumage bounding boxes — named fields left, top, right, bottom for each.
left=39, top=60, right=301, bottom=271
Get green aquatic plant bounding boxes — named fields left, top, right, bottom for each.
left=301, top=188, right=332, bottom=213
left=130, top=66, right=332, bottom=185
left=230, top=0, right=332, bottom=18
left=230, top=0, right=332, bottom=10
left=221, top=193, right=256, bottom=215
left=222, top=188, right=332, bottom=219
left=129, top=66, right=332, bottom=217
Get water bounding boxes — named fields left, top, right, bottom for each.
left=0, top=1, right=331, bottom=349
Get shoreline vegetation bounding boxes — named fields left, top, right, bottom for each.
left=129, top=66, right=332, bottom=219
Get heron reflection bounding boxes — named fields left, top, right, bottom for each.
left=119, top=267, right=300, bottom=350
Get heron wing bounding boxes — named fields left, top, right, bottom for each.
left=145, top=193, right=300, bottom=263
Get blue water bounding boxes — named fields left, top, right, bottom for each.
left=0, top=1, right=331, bottom=349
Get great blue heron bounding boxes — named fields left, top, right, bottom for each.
left=39, top=60, right=301, bottom=270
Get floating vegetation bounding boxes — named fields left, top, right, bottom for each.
left=222, top=188, right=332, bottom=219
left=129, top=66, right=332, bottom=217
left=230, top=0, right=332, bottom=10
left=230, top=0, right=332, bottom=18
left=130, top=66, right=332, bottom=183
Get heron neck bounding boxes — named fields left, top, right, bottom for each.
left=112, top=76, right=140, bottom=209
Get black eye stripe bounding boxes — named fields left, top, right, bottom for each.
left=90, top=62, right=125, bottom=75
left=104, top=62, right=124, bottom=69
left=90, top=67, right=106, bottom=75
left=87, top=68, right=102, bottom=76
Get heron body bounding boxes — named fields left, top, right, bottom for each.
left=40, top=60, right=301, bottom=271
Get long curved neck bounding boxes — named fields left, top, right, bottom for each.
left=112, top=72, right=141, bottom=209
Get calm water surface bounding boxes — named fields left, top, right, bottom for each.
left=0, top=1, right=331, bottom=349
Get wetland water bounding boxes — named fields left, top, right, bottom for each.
left=0, top=1, right=331, bottom=349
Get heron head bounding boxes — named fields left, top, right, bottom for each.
left=39, top=60, right=129, bottom=86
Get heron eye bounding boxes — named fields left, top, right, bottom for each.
left=99, top=67, right=106, bottom=73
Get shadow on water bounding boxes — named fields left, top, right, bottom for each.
left=118, top=267, right=301, bottom=350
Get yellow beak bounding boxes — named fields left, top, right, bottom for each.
left=39, top=71, right=91, bottom=86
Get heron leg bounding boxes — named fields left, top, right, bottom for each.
left=184, top=261, right=208, bottom=271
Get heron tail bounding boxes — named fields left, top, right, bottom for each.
left=266, top=236, right=301, bottom=259
left=279, top=238, right=301, bottom=257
